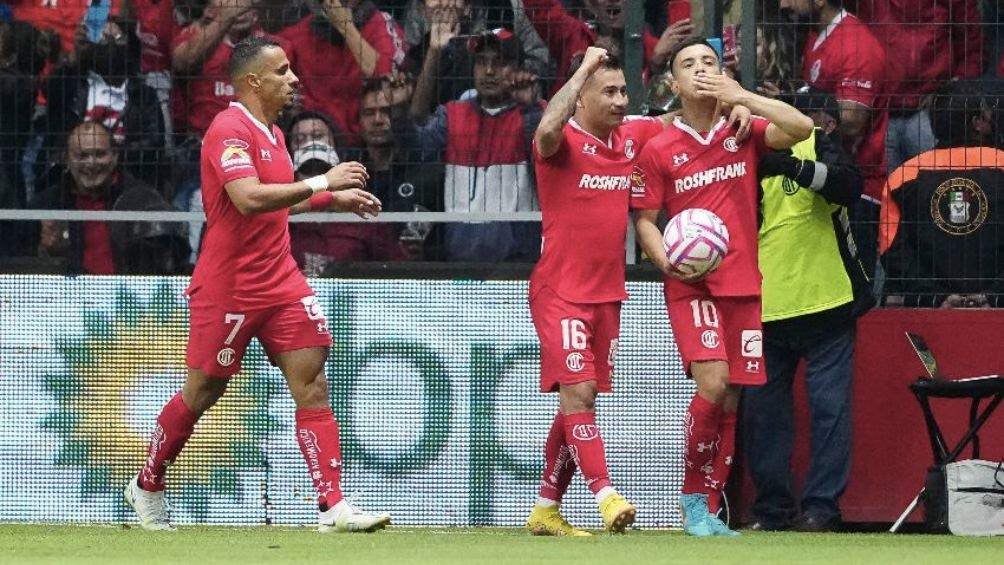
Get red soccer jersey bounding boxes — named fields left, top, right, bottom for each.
left=133, top=0, right=182, bottom=74
left=531, top=116, right=666, bottom=304
left=12, top=0, right=123, bottom=55
left=188, top=102, right=311, bottom=310
left=631, top=116, right=770, bottom=298
left=277, top=13, right=405, bottom=134
left=171, top=28, right=294, bottom=135
left=803, top=10, right=888, bottom=201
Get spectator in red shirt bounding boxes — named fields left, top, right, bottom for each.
left=276, top=0, right=406, bottom=135
left=524, top=0, right=695, bottom=92
left=782, top=0, right=888, bottom=281
left=130, top=0, right=197, bottom=143
left=170, top=0, right=286, bottom=137
left=11, top=0, right=122, bottom=58
left=855, top=0, right=985, bottom=171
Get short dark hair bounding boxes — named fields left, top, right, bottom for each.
left=568, top=47, right=622, bottom=77
left=667, top=36, right=718, bottom=74
left=931, top=80, right=993, bottom=148
left=228, top=35, right=281, bottom=81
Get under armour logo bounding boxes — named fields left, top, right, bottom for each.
left=582, top=143, right=597, bottom=155
left=746, top=360, right=760, bottom=373
left=673, top=153, right=689, bottom=166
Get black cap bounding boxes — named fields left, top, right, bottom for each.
left=467, top=28, right=521, bottom=65
left=780, top=87, right=841, bottom=123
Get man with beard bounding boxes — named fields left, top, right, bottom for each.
left=277, top=0, right=406, bottom=134
left=124, top=36, right=391, bottom=532
left=43, top=16, right=165, bottom=187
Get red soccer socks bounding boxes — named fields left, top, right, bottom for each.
left=563, top=411, right=612, bottom=496
left=538, top=412, right=577, bottom=504
left=139, top=392, right=198, bottom=492
left=296, top=407, right=344, bottom=510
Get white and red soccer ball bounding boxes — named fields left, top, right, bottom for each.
left=662, top=208, right=729, bottom=278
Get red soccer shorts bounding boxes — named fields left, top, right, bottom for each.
left=186, top=295, right=333, bottom=378
left=530, top=286, right=621, bottom=394
left=666, top=290, right=765, bottom=386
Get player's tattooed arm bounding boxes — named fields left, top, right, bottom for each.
left=633, top=209, right=704, bottom=283
left=535, top=46, right=609, bottom=159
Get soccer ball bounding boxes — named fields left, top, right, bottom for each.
left=662, top=208, right=729, bottom=278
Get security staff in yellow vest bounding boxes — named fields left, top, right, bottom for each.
left=742, top=90, right=873, bottom=533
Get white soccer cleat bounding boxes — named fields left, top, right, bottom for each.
left=124, top=475, right=175, bottom=531
left=318, top=499, right=391, bottom=533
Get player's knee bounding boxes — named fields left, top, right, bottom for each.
left=692, top=361, right=730, bottom=404
left=292, top=372, right=330, bottom=409
left=182, top=376, right=228, bottom=415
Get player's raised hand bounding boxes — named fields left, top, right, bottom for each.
left=694, top=72, right=748, bottom=106
left=331, top=188, right=382, bottom=219
left=579, top=46, right=610, bottom=75
left=726, top=104, right=753, bottom=141
left=325, top=161, right=369, bottom=191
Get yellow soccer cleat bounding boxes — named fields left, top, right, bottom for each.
left=598, top=493, right=636, bottom=533
left=526, top=504, right=593, bottom=536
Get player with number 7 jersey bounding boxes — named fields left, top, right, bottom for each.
left=125, top=36, right=390, bottom=534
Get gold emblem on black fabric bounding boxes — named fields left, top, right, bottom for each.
left=930, top=177, right=988, bottom=236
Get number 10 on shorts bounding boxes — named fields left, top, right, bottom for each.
left=561, top=318, right=587, bottom=350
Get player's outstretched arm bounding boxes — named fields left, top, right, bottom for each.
left=290, top=188, right=382, bottom=218
left=693, top=72, right=813, bottom=149
left=534, top=46, right=608, bottom=159
left=633, top=209, right=703, bottom=283
left=225, top=161, right=369, bottom=215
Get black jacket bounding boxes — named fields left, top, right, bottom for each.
left=42, top=68, right=166, bottom=187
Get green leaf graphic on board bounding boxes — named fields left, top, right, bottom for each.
left=41, top=280, right=275, bottom=520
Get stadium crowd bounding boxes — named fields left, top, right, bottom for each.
left=0, top=0, right=1000, bottom=306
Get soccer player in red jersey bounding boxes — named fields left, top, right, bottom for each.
left=525, top=45, right=751, bottom=536
left=124, top=36, right=390, bottom=533
left=631, top=37, right=812, bottom=536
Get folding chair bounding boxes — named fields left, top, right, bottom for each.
left=889, top=333, right=1003, bottom=533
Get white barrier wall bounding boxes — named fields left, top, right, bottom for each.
left=0, top=276, right=693, bottom=527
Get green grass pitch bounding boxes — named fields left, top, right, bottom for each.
left=1, top=525, right=1002, bottom=564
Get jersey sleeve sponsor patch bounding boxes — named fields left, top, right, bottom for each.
left=220, top=138, right=253, bottom=172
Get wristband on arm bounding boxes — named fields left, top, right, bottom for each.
left=303, top=175, right=329, bottom=193
left=308, top=191, right=335, bottom=211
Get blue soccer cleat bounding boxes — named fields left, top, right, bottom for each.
left=680, top=493, right=740, bottom=537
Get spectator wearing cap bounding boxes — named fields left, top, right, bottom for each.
left=855, top=0, right=984, bottom=172
left=402, top=0, right=550, bottom=106
left=742, top=89, right=870, bottom=533
left=411, top=28, right=542, bottom=262
left=286, top=105, right=408, bottom=271
left=276, top=0, right=406, bottom=135
left=30, top=121, right=173, bottom=275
